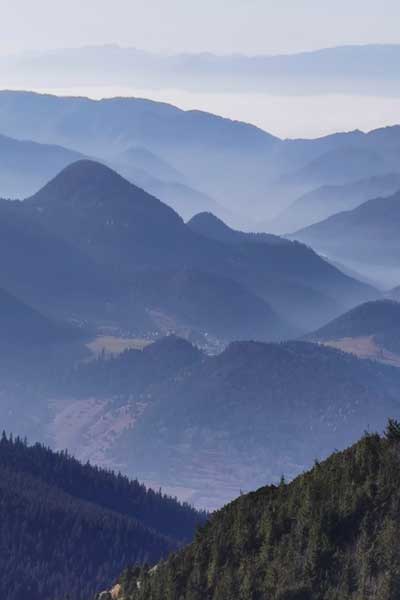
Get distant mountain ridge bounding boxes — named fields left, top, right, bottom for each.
left=290, top=189, right=400, bottom=286
left=266, top=172, right=400, bottom=234
left=0, top=132, right=83, bottom=198
left=4, top=44, right=400, bottom=95
left=1, top=90, right=400, bottom=226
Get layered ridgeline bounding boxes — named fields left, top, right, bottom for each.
left=265, top=173, right=400, bottom=234
left=4, top=45, right=400, bottom=96
left=2, top=159, right=376, bottom=338
left=1, top=91, right=400, bottom=226
left=306, top=300, right=400, bottom=366
left=0, top=433, right=205, bottom=600
left=58, top=337, right=400, bottom=509
left=0, top=90, right=278, bottom=223
left=111, top=426, right=400, bottom=600
left=0, top=133, right=83, bottom=198
left=291, top=189, right=400, bottom=287
left=0, top=130, right=224, bottom=220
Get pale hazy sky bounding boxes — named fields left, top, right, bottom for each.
left=1, top=0, right=399, bottom=56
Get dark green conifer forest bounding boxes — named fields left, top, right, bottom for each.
left=0, top=434, right=206, bottom=600
left=122, top=426, right=400, bottom=600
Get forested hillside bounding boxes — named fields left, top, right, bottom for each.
left=0, top=434, right=206, bottom=600
left=85, top=339, right=400, bottom=508
left=118, top=425, right=400, bottom=600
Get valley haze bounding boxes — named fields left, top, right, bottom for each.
left=2, top=2, right=400, bottom=599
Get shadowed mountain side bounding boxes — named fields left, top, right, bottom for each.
left=0, top=286, right=82, bottom=350
left=129, top=269, right=297, bottom=342
left=0, top=198, right=111, bottom=304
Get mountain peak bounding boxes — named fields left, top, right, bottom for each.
left=29, top=159, right=132, bottom=200
left=27, top=159, right=184, bottom=223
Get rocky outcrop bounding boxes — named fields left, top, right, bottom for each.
left=96, top=583, right=122, bottom=600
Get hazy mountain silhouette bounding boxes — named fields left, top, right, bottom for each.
left=4, top=44, right=400, bottom=95
left=291, top=190, right=400, bottom=281
left=280, top=146, right=391, bottom=189
left=266, top=173, right=400, bottom=234
left=1, top=91, right=400, bottom=225
left=0, top=133, right=83, bottom=198
left=0, top=90, right=280, bottom=222
left=0, top=131, right=222, bottom=221
left=27, top=162, right=378, bottom=328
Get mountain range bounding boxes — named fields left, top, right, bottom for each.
left=3, top=55, right=400, bottom=600
left=4, top=44, right=400, bottom=95
left=291, top=189, right=400, bottom=287
left=0, top=155, right=390, bottom=510
left=1, top=159, right=376, bottom=340
left=266, top=173, right=400, bottom=234
left=0, top=131, right=222, bottom=220
left=0, top=91, right=400, bottom=228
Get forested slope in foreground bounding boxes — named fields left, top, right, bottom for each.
left=119, top=424, right=400, bottom=600
left=0, top=434, right=206, bottom=600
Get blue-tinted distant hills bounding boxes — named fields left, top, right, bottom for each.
left=0, top=159, right=376, bottom=339
left=0, top=132, right=83, bottom=198
left=3, top=44, right=400, bottom=95
left=291, top=190, right=400, bottom=273
left=265, top=173, right=400, bottom=234
left=1, top=90, right=400, bottom=227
